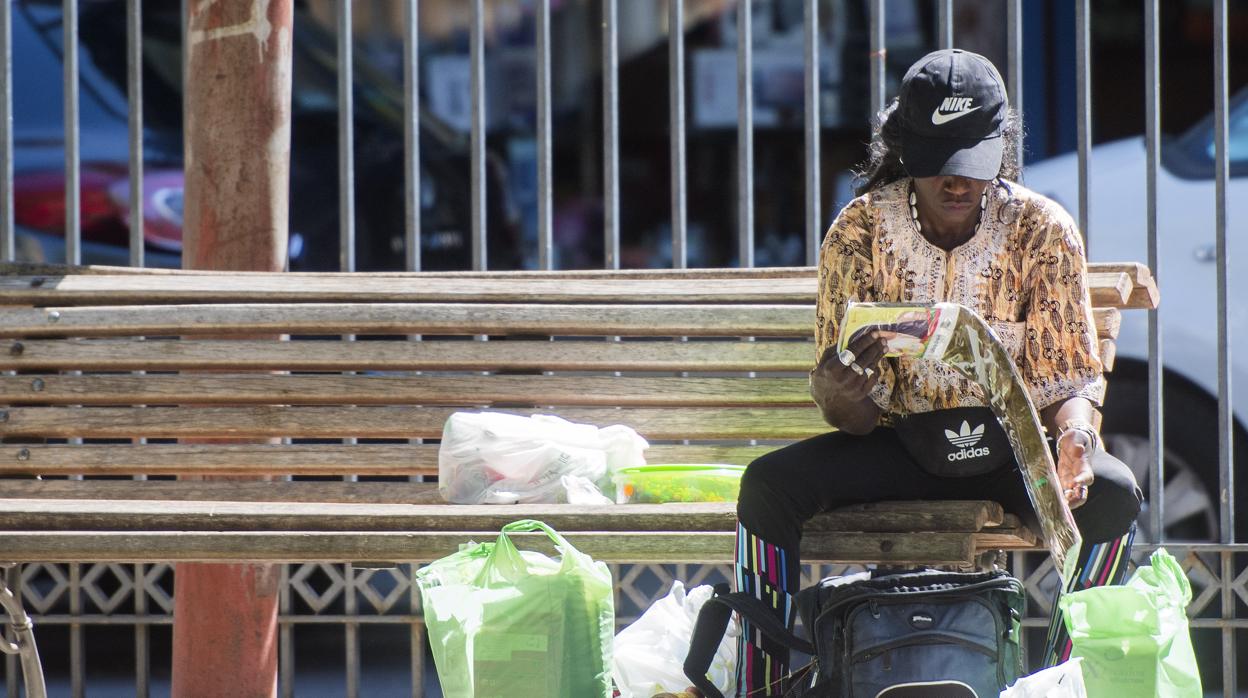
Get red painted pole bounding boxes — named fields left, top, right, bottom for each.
left=174, top=1, right=293, bottom=696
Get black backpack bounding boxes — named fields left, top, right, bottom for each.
left=684, top=569, right=1025, bottom=698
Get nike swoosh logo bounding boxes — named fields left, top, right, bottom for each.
left=931, top=106, right=982, bottom=125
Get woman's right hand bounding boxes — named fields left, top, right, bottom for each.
left=810, top=331, right=889, bottom=431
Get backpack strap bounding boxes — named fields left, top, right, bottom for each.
left=684, top=584, right=814, bottom=698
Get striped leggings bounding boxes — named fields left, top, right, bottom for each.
left=733, top=426, right=1142, bottom=696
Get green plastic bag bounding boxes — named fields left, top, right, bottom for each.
left=414, top=519, right=615, bottom=697
left=1059, top=548, right=1202, bottom=697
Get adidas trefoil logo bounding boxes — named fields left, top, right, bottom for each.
left=945, top=420, right=984, bottom=447
left=945, top=420, right=990, bottom=461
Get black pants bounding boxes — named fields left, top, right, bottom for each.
left=732, top=426, right=1143, bottom=695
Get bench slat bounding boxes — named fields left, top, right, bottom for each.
left=0, top=530, right=1013, bottom=565
left=0, top=304, right=813, bottom=338
left=0, top=339, right=816, bottom=372
left=0, top=275, right=816, bottom=305
left=0, top=336, right=1119, bottom=374
left=1086, top=272, right=1131, bottom=307
left=0, top=406, right=828, bottom=440
left=1091, top=262, right=1160, bottom=310
left=0, top=486, right=1008, bottom=538
left=0, top=443, right=779, bottom=476
left=0, top=498, right=741, bottom=532
left=0, top=374, right=813, bottom=407
left=0, top=264, right=1152, bottom=310
left=810, top=500, right=1004, bottom=531
left=1099, top=338, right=1116, bottom=371
left=0, top=304, right=1124, bottom=341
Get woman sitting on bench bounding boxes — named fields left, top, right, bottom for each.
left=734, top=49, right=1143, bottom=696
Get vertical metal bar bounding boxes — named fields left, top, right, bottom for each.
left=1224, top=551, right=1237, bottom=695
left=410, top=565, right=425, bottom=698
left=1005, top=0, right=1022, bottom=174
left=602, top=0, right=620, bottom=270
left=1144, top=0, right=1164, bottom=542
left=70, top=564, right=82, bottom=698
left=0, top=0, right=12, bottom=262
left=803, top=0, right=820, bottom=266
left=470, top=0, right=487, bottom=271
left=937, top=0, right=953, bottom=49
left=4, top=567, right=17, bottom=698
left=669, top=0, right=687, bottom=269
left=868, top=0, right=884, bottom=115
left=127, top=0, right=144, bottom=268
left=345, top=565, right=359, bottom=698
left=135, top=563, right=149, bottom=698
left=404, top=0, right=420, bottom=273
left=1074, top=0, right=1091, bottom=248
left=279, top=565, right=294, bottom=698
left=536, top=0, right=553, bottom=270
left=1213, top=0, right=1233, bottom=546
left=64, top=0, right=81, bottom=265
left=335, top=11, right=362, bottom=690
left=180, top=0, right=187, bottom=107
left=338, top=0, right=356, bottom=272
left=736, top=0, right=753, bottom=269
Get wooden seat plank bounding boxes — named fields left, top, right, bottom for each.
left=809, top=500, right=1004, bottom=532
left=0, top=488, right=1008, bottom=537
left=0, top=338, right=816, bottom=373
left=0, top=405, right=829, bottom=441
left=0, top=303, right=813, bottom=338
left=0, top=443, right=779, bottom=477
left=0, top=529, right=1021, bottom=565
left=0, top=374, right=814, bottom=407
left=0, top=498, right=742, bottom=532
left=0, top=481, right=449, bottom=503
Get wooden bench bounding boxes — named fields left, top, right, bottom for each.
left=0, top=261, right=1157, bottom=692
left=0, top=261, right=1154, bottom=570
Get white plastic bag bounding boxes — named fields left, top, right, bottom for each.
left=612, top=581, right=739, bottom=698
left=438, top=412, right=648, bottom=504
left=1000, top=658, right=1087, bottom=698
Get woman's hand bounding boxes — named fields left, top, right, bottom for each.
left=1056, top=430, right=1095, bottom=509
left=810, top=331, right=888, bottom=433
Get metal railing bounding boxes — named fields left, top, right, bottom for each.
left=0, top=0, right=1242, bottom=695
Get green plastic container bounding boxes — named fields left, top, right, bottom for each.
left=613, top=464, right=747, bottom=504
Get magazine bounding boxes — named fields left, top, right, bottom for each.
left=839, top=301, right=1083, bottom=586
left=837, top=302, right=960, bottom=359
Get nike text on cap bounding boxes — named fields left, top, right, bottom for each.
left=898, top=48, right=1007, bottom=180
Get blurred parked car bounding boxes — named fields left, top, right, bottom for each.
left=1025, top=88, right=1248, bottom=542
left=12, top=0, right=517, bottom=271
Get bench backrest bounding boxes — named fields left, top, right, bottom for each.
left=0, top=263, right=1151, bottom=479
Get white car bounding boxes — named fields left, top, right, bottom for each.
left=1024, top=88, right=1248, bottom=542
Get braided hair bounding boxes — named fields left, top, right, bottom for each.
left=853, top=98, right=1025, bottom=197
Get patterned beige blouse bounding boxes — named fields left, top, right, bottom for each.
left=815, top=178, right=1104, bottom=419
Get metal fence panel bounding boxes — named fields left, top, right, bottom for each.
left=0, top=2, right=1243, bottom=696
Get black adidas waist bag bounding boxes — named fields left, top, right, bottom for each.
left=684, top=569, right=1025, bottom=698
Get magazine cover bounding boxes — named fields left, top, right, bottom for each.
left=839, top=301, right=1082, bottom=586
left=837, top=302, right=959, bottom=359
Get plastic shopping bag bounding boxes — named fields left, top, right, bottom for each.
left=414, top=519, right=615, bottom=698
left=1059, top=548, right=1202, bottom=698
left=999, top=658, right=1086, bottom=697
left=612, top=581, right=739, bottom=698
left=438, top=411, right=648, bottom=503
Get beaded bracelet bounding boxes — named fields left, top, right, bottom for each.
left=1056, top=418, right=1101, bottom=453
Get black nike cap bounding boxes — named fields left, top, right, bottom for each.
left=898, top=48, right=1008, bottom=180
